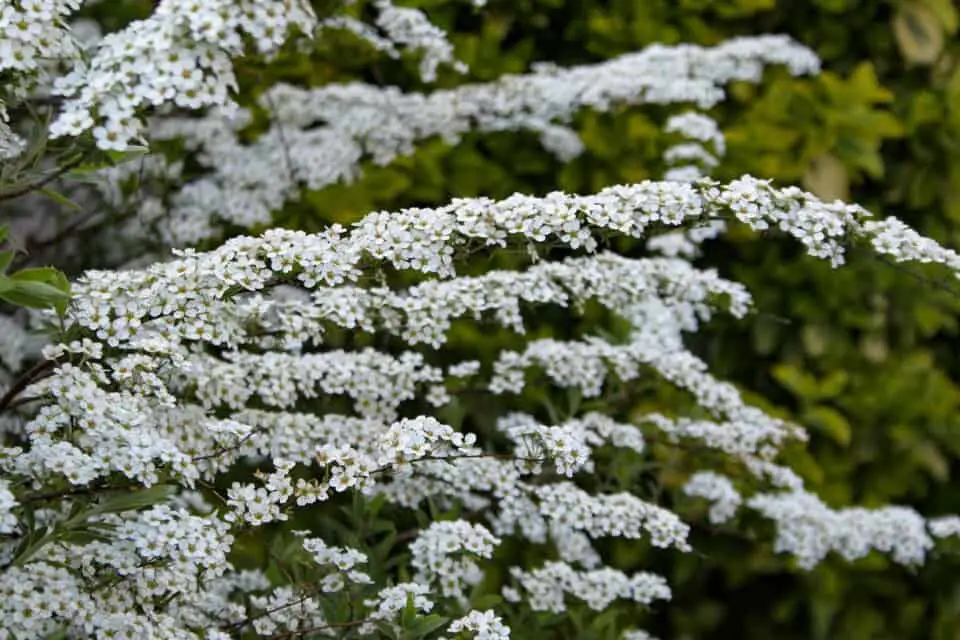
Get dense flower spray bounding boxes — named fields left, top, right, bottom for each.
left=0, top=2, right=958, bottom=639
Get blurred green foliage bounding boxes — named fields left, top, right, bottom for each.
left=66, top=0, right=960, bottom=637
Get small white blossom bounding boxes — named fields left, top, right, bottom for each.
left=448, top=610, right=511, bottom=639
left=683, top=471, right=742, bottom=524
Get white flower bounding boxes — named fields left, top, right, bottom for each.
left=448, top=610, right=511, bottom=639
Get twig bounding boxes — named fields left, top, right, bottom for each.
left=265, top=617, right=374, bottom=640
left=19, top=479, right=139, bottom=506
left=0, top=358, right=58, bottom=413
left=222, top=592, right=319, bottom=634
left=191, top=430, right=261, bottom=462
left=868, top=251, right=960, bottom=300
left=259, top=81, right=296, bottom=191
left=0, top=155, right=86, bottom=202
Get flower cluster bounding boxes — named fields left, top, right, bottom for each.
left=50, top=0, right=317, bottom=149
left=0, top=314, right=41, bottom=378
left=379, top=415, right=479, bottom=464
left=682, top=471, right=742, bottom=524
left=246, top=586, right=327, bottom=637
left=505, top=562, right=672, bottom=613
left=746, top=491, right=935, bottom=569
left=131, top=34, right=819, bottom=246
left=410, top=520, right=500, bottom=599
left=0, top=0, right=83, bottom=83
left=536, top=482, right=691, bottom=550
left=0, top=107, right=25, bottom=160
left=300, top=535, right=372, bottom=588
left=929, top=515, right=960, bottom=539
left=661, top=111, right=726, bottom=185
left=0, top=504, right=235, bottom=638
left=364, top=582, right=435, bottom=630
left=0, top=479, right=17, bottom=534
left=446, top=610, right=511, bottom=640
left=373, top=0, right=466, bottom=82
left=0, top=0, right=87, bottom=158
left=0, top=170, right=956, bottom=636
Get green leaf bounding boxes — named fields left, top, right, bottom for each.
left=0, top=225, right=8, bottom=245
left=399, top=592, right=419, bottom=629
left=38, top=187, right=84, bottom=211
left=62, top=170, right=107, bottom=185
left=3, top=266, right=72, bottom=310
left=912, top=440, right=950, bottom=481
left=588, top=605, right=622, bottom=634
left=12, top=525, right=60, bottom=567
left=69, top=485, right=177, bottom=524
left=847, top=63, right=893, bottom=103
left=817, top=371, right=849, bottom=399
left=803, top=405, right=852, bottom=447
left=471, top=594, right=503, bottom=610
left=10, top=266, right=69, bottom=286
left=66, top=146, right=148, bottom=177
left=48, top=271, right=72, bottom=317
left=374, top=621, right=400, bottom=639
left=0, top=250, right=14, bottom=274
left=372, top=529, right=397, bottom=561
left=922, top=0, right=958, bottom=33
left=370, top=518, right=397, bottom=534
left=0, top=281, right=70, bottom=309
left=772, top=363, right=820, bottom=399
left=407, top=614, right=450, bottom=638
left=105, top=146, right=149, bottom=164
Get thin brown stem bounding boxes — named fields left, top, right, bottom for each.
left=0, top=358, right=57, bottom=413
left=0, top=155, right=86, bottom=202
left=191, top=430, right=261, bottom=462
left=18, top=479, right=139, bottom=506
left=265, top=616, right=374, bottom=640
left=222, top=591, right=320, bottom=634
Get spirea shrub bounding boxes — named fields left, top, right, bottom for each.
left=0, top=1, right=959, bottom=638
